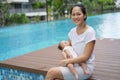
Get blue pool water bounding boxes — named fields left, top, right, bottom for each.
left=0, top=67, right=45, bottom=80
left=0, top=12, right=120, bottom=61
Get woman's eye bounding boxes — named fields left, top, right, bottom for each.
left=72, top=13, right=81, bottom=16
left=76, top=13, right=81, bottom=16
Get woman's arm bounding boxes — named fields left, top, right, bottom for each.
left=70, top=40, right=95, bottom=64
left=60, top=40, right=95, bottom=66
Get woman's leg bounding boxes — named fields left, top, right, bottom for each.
left=45, top=67, right=64, bottom=80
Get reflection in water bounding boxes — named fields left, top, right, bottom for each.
left=87, top=12, right=120, bottom=38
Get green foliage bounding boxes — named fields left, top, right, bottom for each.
left=0, top=2, right=9, bottom=26
left=5, top=14, right=12, bottom=25
left=46, top=0, right=117, bottom=19
left=31, top=16, right=40, bottom=22
left=18, top=14, right=30, bottom=24
left=80, top=0, right=116, bottom=15
left=11, top=14, right=20, bottom=24
left=0, top=2, right=30, bottom=26
left=6, top=13, right=30, bottom=26
left=32, top=2, right=45, bottom=9
left=52, top=0, right=64, bottom=11
left=98, top=0, right=114, bottom=5
left=50, top=0, right=65, bottom=17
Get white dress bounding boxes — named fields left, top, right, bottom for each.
left=60, top=26, right=96, bottom=80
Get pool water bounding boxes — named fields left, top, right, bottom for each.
left=0, top=12, right=120, bottom=61
left=0, top=67, right=45, bottom=80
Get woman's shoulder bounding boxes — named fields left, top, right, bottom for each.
left=71, top=27, right=76, bottom=30
left=87, top=25, right=96, bottom=34
left=85, top=25, right=96, bottom=40
left=69, top=27, right=77, bottom=33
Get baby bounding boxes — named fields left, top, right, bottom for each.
left=58, top=40, right=89, bottom=80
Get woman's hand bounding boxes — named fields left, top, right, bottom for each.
left=59, top=59, right=70, bottom=66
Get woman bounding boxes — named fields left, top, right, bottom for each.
left=46, top=3, right=96, bottom=80
left=58, top=40, right=89, bottom=80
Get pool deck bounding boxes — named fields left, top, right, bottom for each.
left=0, top=38, right=120, bottom=80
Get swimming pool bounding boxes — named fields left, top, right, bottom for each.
left=0, top=12, right=120, bottom=61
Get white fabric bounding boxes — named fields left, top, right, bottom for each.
left=63, top=46, right=77, bottom=58
left=60, top=26, right=96, bottom=80
left=60, top=65, right=92, bottom=80
left=68, top=26, right=96, bottom=65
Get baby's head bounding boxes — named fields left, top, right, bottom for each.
left=58, top=40, right=70, bottom=50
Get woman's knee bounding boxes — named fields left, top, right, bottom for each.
left=47, top=67, right=58, bottom=75
left=46, top=68, right=56, bottom=80
left=46, top=67, right=64, bottom=80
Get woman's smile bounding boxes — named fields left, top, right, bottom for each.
left=71, top=6, right=85, bottom=25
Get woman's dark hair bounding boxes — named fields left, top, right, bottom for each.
left=70, top=3, right=87, bottom=20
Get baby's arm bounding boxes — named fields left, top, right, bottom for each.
left=64, top=49, right=73, bottom=59
left=61, top=51, right=67, bottom=59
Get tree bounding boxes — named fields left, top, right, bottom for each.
left=0, top=2, right=9, bottom=26
left=52, top=0, right=64, bottom=15
left=8, top=13, right=29, bottom=25
left=31, top=1, right=46, bottom=9
left=97, top=0, right=115, bottom=13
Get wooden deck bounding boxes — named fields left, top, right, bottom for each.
left=0, top=38, right=120, bottom=80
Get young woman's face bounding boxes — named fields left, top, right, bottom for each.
left=71, top=6, right=86, bottom=26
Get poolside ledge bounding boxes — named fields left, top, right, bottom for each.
left=0, top=38, right=120, bottom=80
